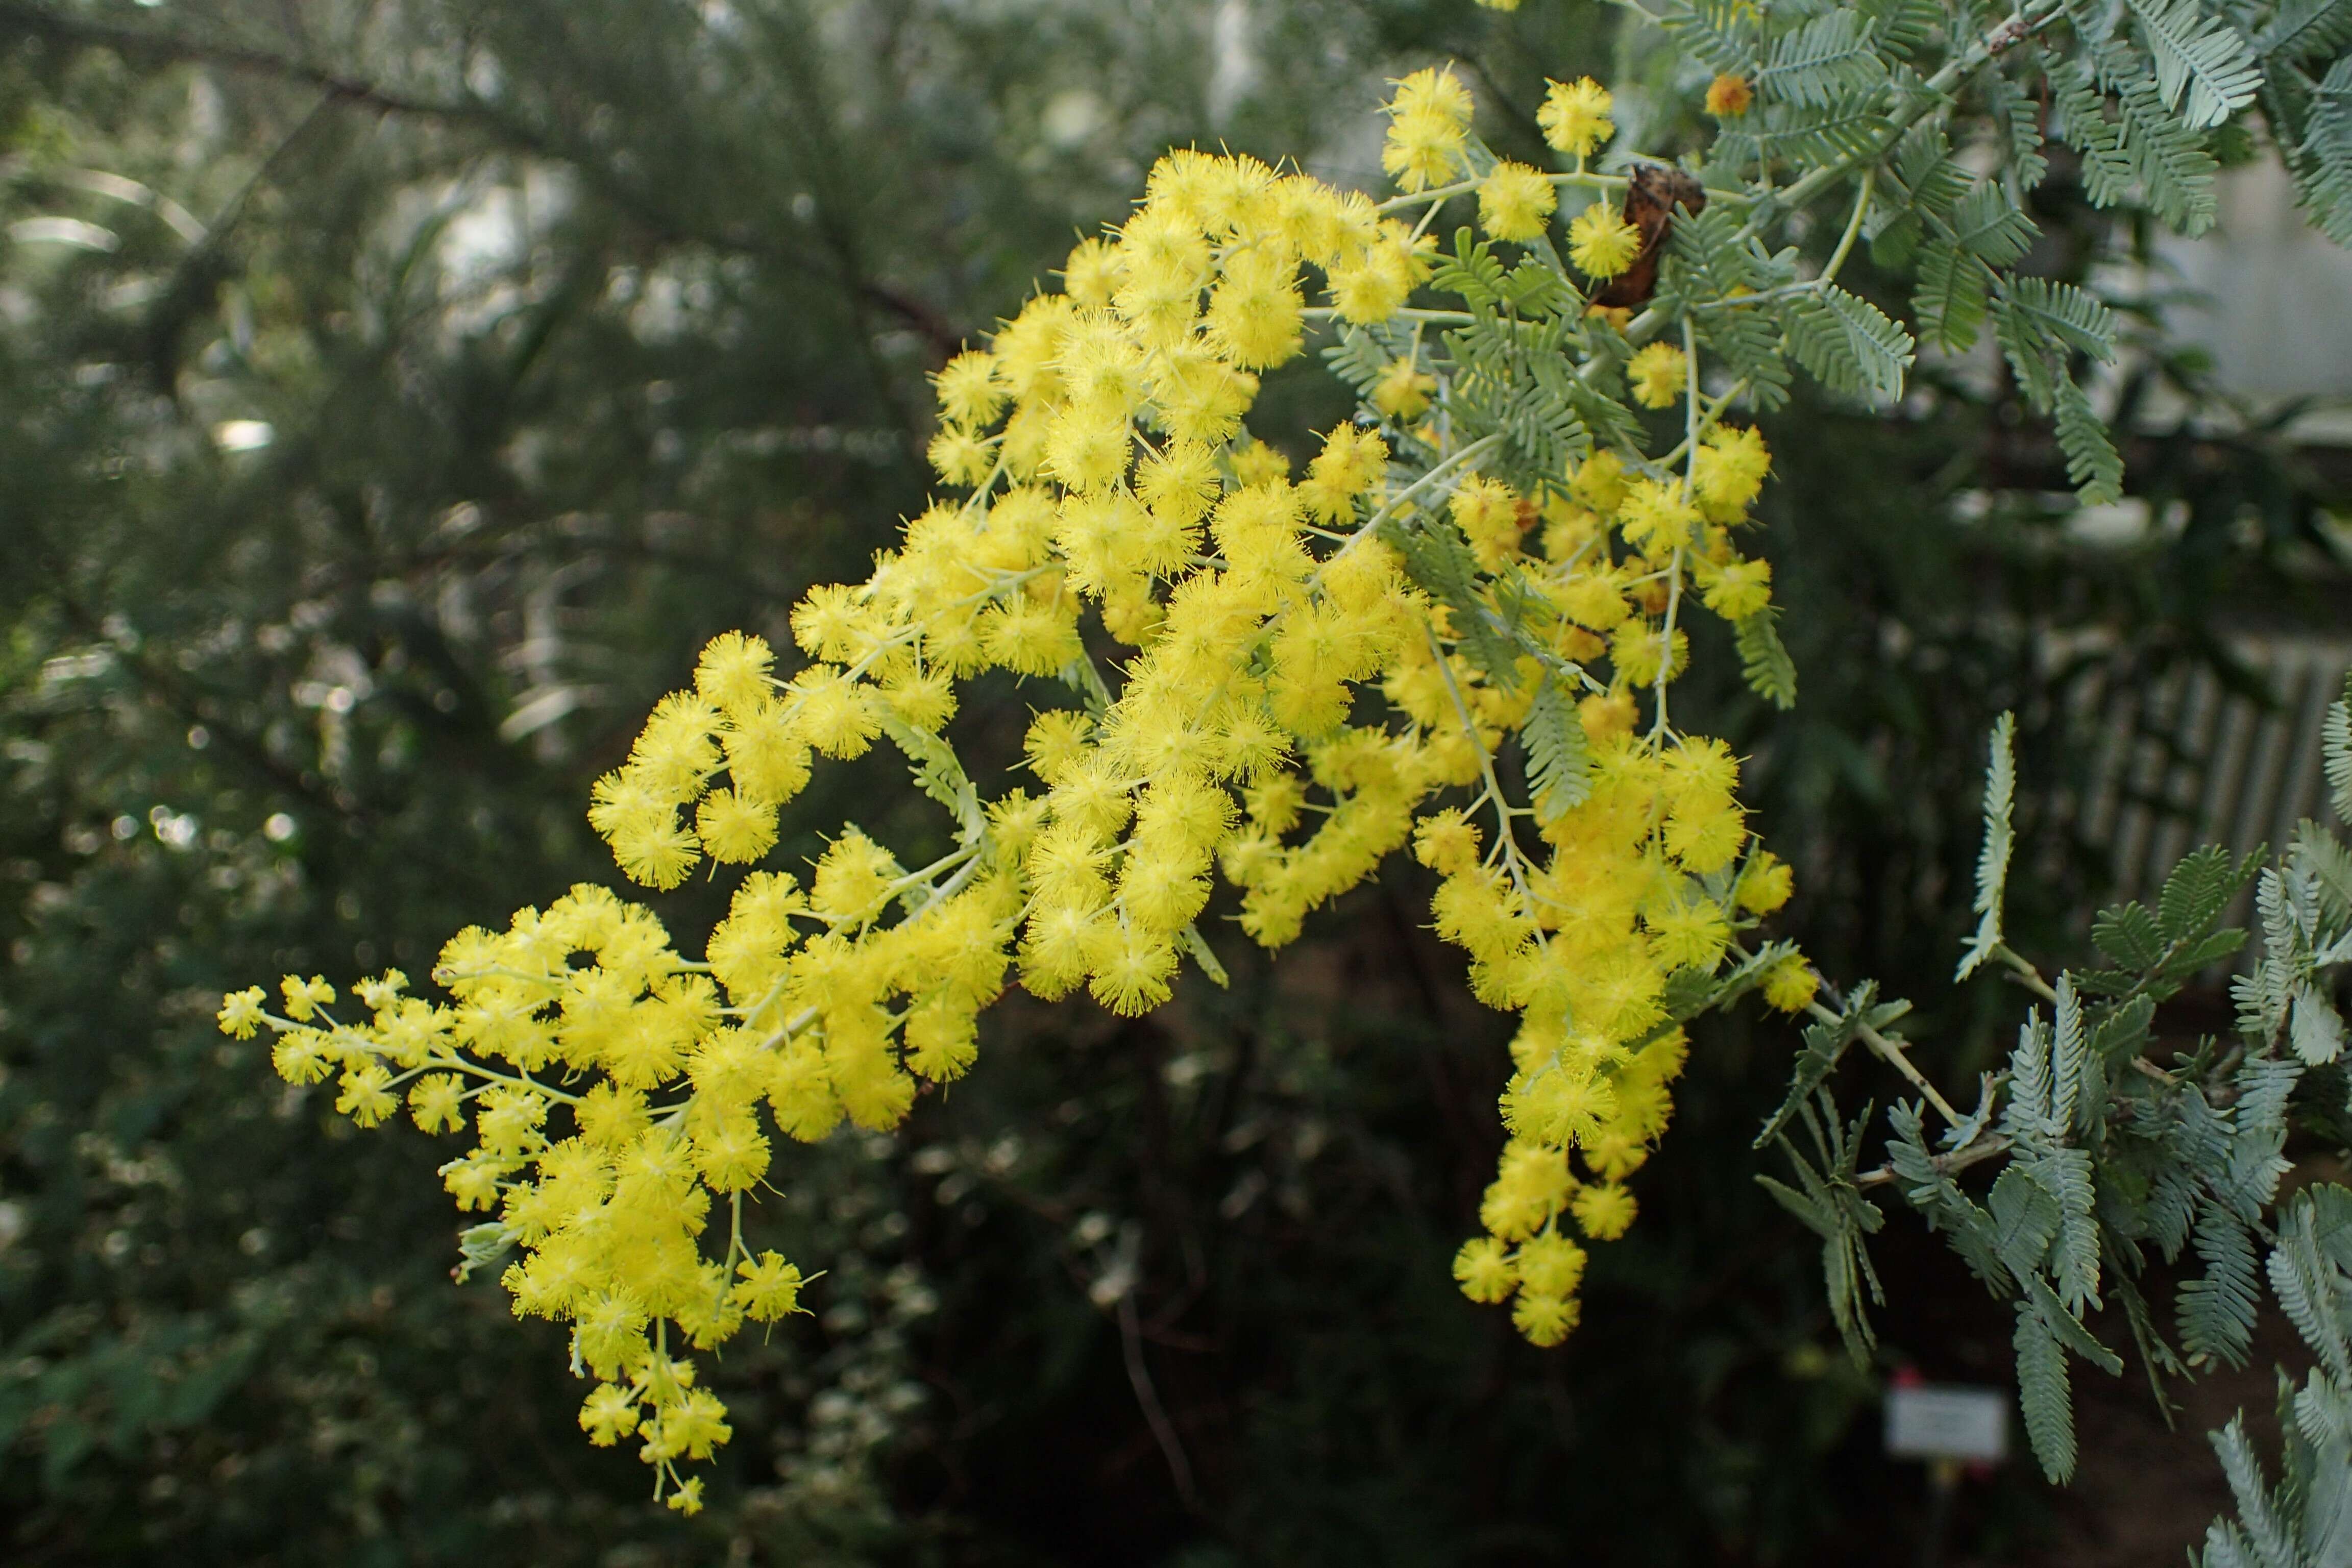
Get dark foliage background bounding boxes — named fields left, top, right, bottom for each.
left=1, top=2, right=2345, bottom=1564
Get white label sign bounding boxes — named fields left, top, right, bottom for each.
left=1884, top=1384, right=2008, bottom=1463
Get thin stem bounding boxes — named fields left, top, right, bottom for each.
left=1820, top=166, right=1875, bottom=286
left=431, top=1058, right=584, bottom=1106
left=1408, top=194, right=1448, bottom=244
left=1302, top=305, right=1476, bottom=325
left=1822, top=1000, right=1966, bottom=1126
left=869, top=843, right=982, bottom=910
left=256, top=1012, right=586, bottom=1105
left=1649, top=315, right=1702, bottom=740
left=1855, top=1132, right=2013, bottom=1189
left=957, top=449, right=1012, bottom=518
left=1995, top=942, right=2060, bottom=1004
left=1427, top=623, right=1546, bottom=928
left=1748, top=948, right=1968, bottom=1129
left=1761, top=1, right=2063, bottom=224
left=1361, top=432, right=1504, bottom=534
left=1606, top=0, right=1670, bottom=27
left=1371, top=170, right=1742, bottom=218
left=1116, top=1288, right=1200, bottom=1509
left=1650, top=378, right=1751, bottom=471
left=1369, top=177, right=1466, bottom=215
left=1679, top=314, right=1702, bottom=501
left=914, top=849, right=986, bottom=919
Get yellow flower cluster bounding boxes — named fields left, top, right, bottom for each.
left=1383, top=67, right=1479, bottom=193
left=228, top=65, right=1824, bottom=1500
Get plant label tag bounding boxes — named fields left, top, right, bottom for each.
left=1884, top=1384, right=2008, bottom=1462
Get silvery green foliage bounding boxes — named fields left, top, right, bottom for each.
left=1768, top=682, right=2352, bottom=1500
left=2193, top=1184, right=2352, bottom=1567
left=1614, top=0, right=2352, bottom=511
left=1957, top=713, right=2018, bottom=981
left=2200, top=722, right=2352, bottom=1568
left=1341, top=0, right=2351, bottom=722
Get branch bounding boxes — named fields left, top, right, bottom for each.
left=1759, top=0, right=2066, bottom=222
left=0, top=5, right=504, bottom=125
left=1116, top=1282, right=1200, bottom=1509
left=1995, top=942, right=2061, bottom=1003
left=1856, top=1132, right=2013, bottom=1189
left=1801, top=981, right=1967, bottom=1127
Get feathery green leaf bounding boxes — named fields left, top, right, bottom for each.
left=1958, top=713, right=2016, bottom=979
left=1783, top=285, right=1915, bottom=401
left=2127, top=0, right=2262, bottom=128
left=1733, top=603, right=1800, bottom=709
left=1522, top=672, right=1595, bottom=822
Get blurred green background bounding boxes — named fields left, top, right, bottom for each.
left=2, top=2, right=2347, bottom=1563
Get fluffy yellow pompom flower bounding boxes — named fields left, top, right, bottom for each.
left=580, top=1384, right=642, bottom=1447
left=1515, top=1232, right=1588, bottom=1298
left=1043, top=411, right=1133, bottom=494
left=1736, top=851, right=1797, bottom=915
left=928, top=426, right=994, bottom=486
left=1616, top=476, right=1700, bottom=556
left=1478, top=161, right=1558, bottom=242
left=1506, top=1058, right=1620, bottom=1148
left=1328, top=234, right=1420, bottom=323
left=1569, top=449, right=1629, bottom=513
left=1572, top=1182, right=1637, bottom=1241
left=695, top=789, right=778, bottom=864
left=693, top=630, right=775, bottom=719
left=1568, top=202, right=1641, bottom=281
left=1537, top=77, right=1614, bottom=159
left=1135, top=438, right=1219, bottom=525
left=1090, top=928, right=1178, bottom=1016
left=728, top=1251, right=808, bottom=1321
left=1663, top=734, right=1739, bottom=806
left=1579, top=689, right=1638, bottom=742
left=217, top=986, right=266, bottom=1038
left=1699, top=555, right=1773, bottom=620
left=1693, top=424, right=1773, bottom=515
left=1450, top=474, right=1525, bottom=570
left=335, top=1064, right=397, bottom=1126
left=932, top=350, right=1006, bottom=429
left=1453, top=1235, right=1519, bottom=1301
left=280, top=974, right=335, bottom=1021
left=1763, top=955, right=1821, bottom=1012
left=1611, top=621, right=1688, bottom=687
left=1706, top=72, right=1754, bottom=118
left=1373, top=356, right=1435, bottom=421
left=1481, top=1141, right=1576, bottom=1241
left=1627, top=341, right=1688, bottom=409
left=1023, top=708, right=1094, bottom=783
left=1665, top=794, right=1747, bottom=874
left=1230, top=437, right=1289, bottom=487
left=1204, top=246, right=1305, bottom=370
left=1512, top=1290, right=1579, bottom=1346
left=1389, top=65, right=1474, bottom=131
left=408, top=1072, right=466, bottom=1133
left=1300, top=424, right=1389, bottom=523
left=1648, top=896, right=1730, bottom=972
left=1061, top=236, right=1123, bottom=308
left=1414, top=807, right=1484, bottom=875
